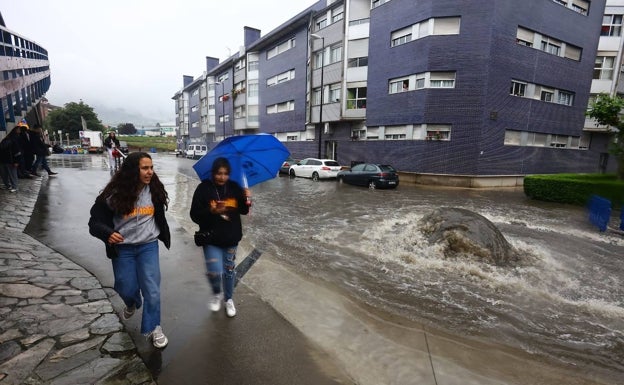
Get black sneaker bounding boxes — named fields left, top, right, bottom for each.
left=48, top=171, right=58, bottom=176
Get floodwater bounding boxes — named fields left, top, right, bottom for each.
left=50, top=154, right=624, bottom=383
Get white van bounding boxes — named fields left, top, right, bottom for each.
left=186, top=144, right=207, bottom=159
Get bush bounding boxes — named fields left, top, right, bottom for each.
left=524, top=174, right=624, bottom=209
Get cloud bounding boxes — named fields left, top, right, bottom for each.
left=2, top=0, right=315, bottom=125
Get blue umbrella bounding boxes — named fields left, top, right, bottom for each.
left=192, top=134, right=290, bottom=187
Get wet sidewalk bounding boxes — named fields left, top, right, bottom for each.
left=0, top=176, right=153, bottom=385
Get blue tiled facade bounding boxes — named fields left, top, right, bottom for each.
left=174, top=0, right=615, bottom=177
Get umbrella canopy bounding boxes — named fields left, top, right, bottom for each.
left=192, top=134, right=290, bottom=187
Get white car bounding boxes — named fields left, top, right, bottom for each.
left=185, top=144, right=207, bottom=159
left=288, top=158, right=342, bottom=181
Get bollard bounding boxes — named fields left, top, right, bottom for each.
left=588, top=195, right=611, bottom=232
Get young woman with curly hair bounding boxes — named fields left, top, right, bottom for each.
left=88, top=152, right=171, bottom=348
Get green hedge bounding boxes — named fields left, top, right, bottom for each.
left=524, top=174, right=624, bottom=209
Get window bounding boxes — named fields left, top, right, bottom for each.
left=510, top=81, right=526, bottom=96
left=267, top=101, right=295, bottom=114
left=287, top=135, right=298, bottom=141
left=312, top=88, right=322, bottom=105
left=415, top=76, right=425, bottom=89
left=217, top=73, right=229, bottom=82
left=391, top=27, right=412, bottom=47
left=329, top=45, right=342, bottom=64
left=314, top=51, right=324, bottom=69
left=219, top=114, right=230, bottom=122
left=550, top=134, right=568, bottom=148
left=571, top=0, right=589, bottom=15
left=248, top=57, right=259, bottom=71
left=516, top=27, right=534, bottom=47
left=329, top=84, right=341, bottom=102
left=557, top=91, right=574, bottom=106
left=372, top=0, right=391, bottom=8
left=351, top=129, right=366, bottom=140
left=247, top=81, right=258, bottom=97
left=267, top=69, right=295, bottom=86
left=315, top=17, right=327, bottom=31
left=594, top=56, right=615, bottom=80
left=540, top=36, right=561, bottom=56
left=602, top=15, right=623, bottom=37
left=432, top=17, right=460, bottom=35
left=234, top=105, right=246, bottom=118
left=192, top=89, right=199, bottom=96
left=346, top=87, right=367, bottom=109
left=389, top=78, right=409, bottom=94
left=426, top=125, right=451, bottom=140
left=347, top=57, right=368, bottom=67
left=331, top=5, right=344, bottom=23
left=234, top=58, right=246, bottom=71
left=540, top=89, right=554, bottom=102
left=267, top=37, right=296, bottom=59
left=430, top=72, right=455, bottom=88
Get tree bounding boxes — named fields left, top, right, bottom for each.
left=46, top=101, right=105, bottom=139
left=586, top=93, right=624, bottom=180
left=117, top=123, right=137, bottom=135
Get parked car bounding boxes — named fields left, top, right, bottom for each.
left=279, top=156, right=299, bottom=175
left=186, top=144, right=207, bottom=159
left=289, top=158, right=341, bottom=181
left=337, top=163, right=399, bottom=189
left=118, top=141, right=129, bottom=155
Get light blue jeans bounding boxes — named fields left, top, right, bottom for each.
left=202, top=244, right=237, bottom=301
left=113, top=240, right=161, bottom=335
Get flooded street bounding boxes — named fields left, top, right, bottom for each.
left=48, top=154, right=624, bottom=384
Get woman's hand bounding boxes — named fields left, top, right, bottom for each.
left=107, top=232, right=124, bottom=244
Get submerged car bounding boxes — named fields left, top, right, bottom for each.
left=279, top=156, right=299, bottom=175
left=288, top=158, right=341, bottom=181
left=337, top=163, right=399, bottom=189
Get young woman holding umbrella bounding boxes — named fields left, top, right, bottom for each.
left=190, top=157, right=251, bottom=317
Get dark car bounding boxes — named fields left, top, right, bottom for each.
left=118, top=141, right=129, bottom=155
left=337, top=163, right=399, bottom=189
left=279, top=156, right=299, bottom=175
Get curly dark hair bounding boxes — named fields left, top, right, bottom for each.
left=97, top=152, right=169, bottom=215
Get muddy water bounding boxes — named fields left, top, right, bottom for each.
left=159, top=156, right=624, bottom=384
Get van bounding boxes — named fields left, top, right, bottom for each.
left=186, top=144, right=207, bottom=159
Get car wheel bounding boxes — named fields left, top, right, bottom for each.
left=368, top=180, right=376, bottom=190
left=312, top=172, right=319, bottom=181
left=289, top=169, right=296, bottom=178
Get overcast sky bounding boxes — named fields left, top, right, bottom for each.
left=2, top=0, right=315, bottom=125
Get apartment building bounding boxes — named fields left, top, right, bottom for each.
left=174, top=0, right=616, bottom=177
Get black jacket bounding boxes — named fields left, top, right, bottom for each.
left=88, top=198, right=171, bottom=259
left=30, top=132, right=49, bottom=157
left=104, top=135, right=120, bottom=149
left=0, top=135, right=22, bottom=164
left=190, top=179, right=249, bottom=247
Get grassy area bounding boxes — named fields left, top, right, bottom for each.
left=118, top=135, right=176, bottom=152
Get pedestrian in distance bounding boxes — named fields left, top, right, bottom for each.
left=88, top=152, right=171, bottom=348
left=104, top=130, right=121, bottom=172
left=190, top=157, right=251, bottom=318
left=16, top=120, right=33, bottom=179
left=29, top=125, right=57, bottom=177
left=0, top=126, right=22, bottom=192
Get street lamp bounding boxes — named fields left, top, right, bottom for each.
left=216, top=81, right=226, bottom=139
left=311, top=34, right=324, bottom=159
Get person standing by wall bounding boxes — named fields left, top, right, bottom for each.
left=190, top=157, right=251, bottom=317
left=104, top=130, right=121, bottom=172
left=30, top=125, right=57, bottom=176
left=88, top=152, right=171, bottom=348
left=0, top=126, right=22, bottom=192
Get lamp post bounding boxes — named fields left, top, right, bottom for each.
left=217, top=81, right=226, bottom=139
left=311, top=34, right=324, bottom=159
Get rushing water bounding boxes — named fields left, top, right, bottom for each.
left=233, top=175, right=624, bottom=380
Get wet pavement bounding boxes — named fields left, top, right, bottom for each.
left=0, top=175, right=153, bottom=384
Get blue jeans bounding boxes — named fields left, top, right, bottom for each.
left=31, top=154, right=51, bottom=174
left=202, top=244, right=237, bottom=300
left=113, top=240, right=161, bottom=334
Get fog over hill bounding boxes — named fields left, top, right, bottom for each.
left=92, top=104, right=173, bottom=127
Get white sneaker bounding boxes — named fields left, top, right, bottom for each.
left=149, top=325, right=168, bottom=348
left=208, top=293, right=223, bottom=312
left=225, top=299, right=236, bottom=318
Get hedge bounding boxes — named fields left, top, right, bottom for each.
left=524, top=174, right=624, bottom=209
